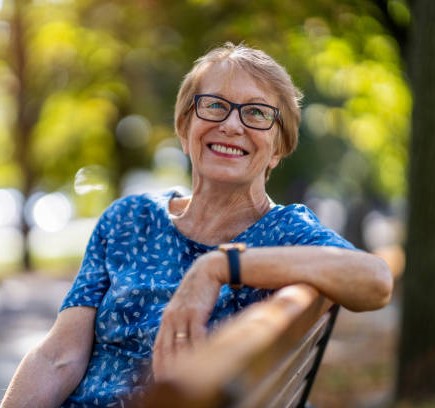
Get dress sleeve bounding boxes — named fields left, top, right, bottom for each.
left=59, top=208, right=112, bottom=311
left=286, top=204, right=355, bottom=249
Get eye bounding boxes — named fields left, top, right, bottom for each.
left=243, top=106, right=272, bottom=121
left=207, top=101, right=227, bottom=110
left=249, top=107, right=265, bottom=117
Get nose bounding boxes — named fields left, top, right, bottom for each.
left=219, top=108, right=244, bottom=134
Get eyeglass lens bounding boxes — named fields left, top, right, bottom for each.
left=195, top=95, right=278, bottom=130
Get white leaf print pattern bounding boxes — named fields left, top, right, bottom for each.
left=59, top=189, right=354, bottom=407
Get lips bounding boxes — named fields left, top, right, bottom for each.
left=208, top=143, right=248, bottom=156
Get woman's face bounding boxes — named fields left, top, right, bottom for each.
left=181, top=62, right=281, bottom=189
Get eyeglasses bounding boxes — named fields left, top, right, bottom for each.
left=193, top=94, right=281, bottom=131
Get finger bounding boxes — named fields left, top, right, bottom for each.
left=153, top=314, right=179, bottom=377
left=173, top=331, right=189, bottom=342
left=173, top=327, right=191, bottom=352
left=157, top=321, right=175, bottom=357
left=189, top=320, right=207, bottom=346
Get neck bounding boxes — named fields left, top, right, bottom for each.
left=170, top=182, right=274, bottom=245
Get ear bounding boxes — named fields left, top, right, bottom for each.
left=176, top=113, right=192, bottom=155
left=268, top=153, right=281, bottom=170
left=179, top=134, right=189, bottom=155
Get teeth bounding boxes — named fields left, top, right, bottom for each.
left=210, top=144, right=244, bottom=156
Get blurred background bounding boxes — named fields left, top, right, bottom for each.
left=0, top=0, right=410, bottom=279
left=0, top=0, right=433, bottom=406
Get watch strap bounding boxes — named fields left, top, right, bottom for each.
left=227, top=248, right=242, bottom=286
left=218, top=243, right=246, bottom=289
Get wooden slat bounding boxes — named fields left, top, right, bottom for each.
left=236, top=310, right=332, bottom=408
left=285, top=380, right=306, bottom=408
left=140, top=284, right=334, bottom=408
left=268, top=348, right=318, bottom=407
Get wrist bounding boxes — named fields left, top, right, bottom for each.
left=197, top=250, right=228, bottom=285
left=218, top=243, right=247, bottom=288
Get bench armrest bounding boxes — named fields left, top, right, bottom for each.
left=141, top=284, right=336, bottom=408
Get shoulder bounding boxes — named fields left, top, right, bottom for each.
left=90, top=190, right=177, bottom=237
left=271, top=203, right=354, bottom=249
left=103, top=189, right=177, bottom=219
left=108, top=192, right=158, bottom=212
left=272, top=203, right=321, bottom=225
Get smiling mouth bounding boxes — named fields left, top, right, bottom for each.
left=208, top=143, right=248, bottom=156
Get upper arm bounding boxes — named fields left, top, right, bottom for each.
left=1, top=307, right=97, bottom=407
left=39, top=306, right=96, bottom=373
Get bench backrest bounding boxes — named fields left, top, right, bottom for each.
left=140, top=284, right=338, bottom=408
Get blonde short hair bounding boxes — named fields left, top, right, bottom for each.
left=175, top=42, right=302, bottom=163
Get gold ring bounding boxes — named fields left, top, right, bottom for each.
left=174, top=332, right=188, bottom=339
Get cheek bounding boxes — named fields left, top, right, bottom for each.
left=181, top=130, right=201, bottom=158
left=270, top=128, right=281, bottom=153
left=185, top=118, right=215, bottom=154
left=261, top=129, right=279, bottom=155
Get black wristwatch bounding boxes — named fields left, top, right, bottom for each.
left=218, top=243, right=247, bottom=289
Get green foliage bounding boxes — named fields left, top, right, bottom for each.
left=31, top=92, right=118, bottom=185
left=388, top=0, right=411, bottom=27
left=0, top=0, right=411, bottom=213
left=0, top=59, right=18, bottom=187
left=302, top=31, right=410, bottom=198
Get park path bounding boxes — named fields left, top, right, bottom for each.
left=0, top=273, right=399, bottom=407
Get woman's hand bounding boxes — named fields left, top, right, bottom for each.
left=152, top=251, right=226, bottom=381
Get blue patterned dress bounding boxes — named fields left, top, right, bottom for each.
left=59, top=189, right=353, bottom=407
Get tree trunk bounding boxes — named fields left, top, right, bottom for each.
left=10, top=0, right=33, bottom=270
left=396, top=0, right=435, bottom=401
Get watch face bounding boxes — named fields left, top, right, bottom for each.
left=219, top=243, right=247, bottom=252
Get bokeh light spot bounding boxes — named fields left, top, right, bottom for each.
left=116, top=114, right=151, bottom=149
left=0, top=189, right=23, bottom=227
left=31, top=192, right=73, bottom=232
left=74, top=165, right=110, bottom=195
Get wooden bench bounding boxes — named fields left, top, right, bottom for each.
left=139, top=284, right=338, bottom=408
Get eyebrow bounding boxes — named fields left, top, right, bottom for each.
left=205, top=93, right=274, bottom=105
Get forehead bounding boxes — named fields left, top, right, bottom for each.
left=198, top=61, right=275, bottom=102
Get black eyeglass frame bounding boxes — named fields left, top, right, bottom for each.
left=193, top=94, right=282, bottom=131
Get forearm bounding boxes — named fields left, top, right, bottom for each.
left=209, top=245, right=393, bottom=312
left=1, top=345, right=85, bottom=408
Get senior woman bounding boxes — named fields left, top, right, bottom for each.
left=1, top=43, right=393, bottom=407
